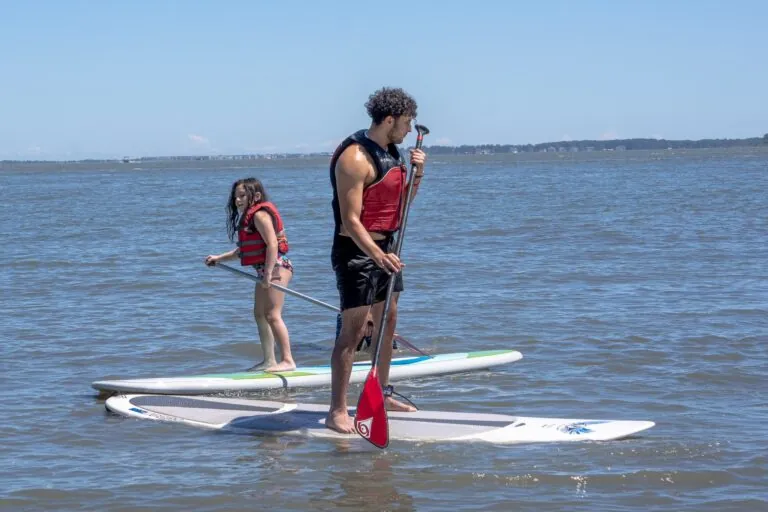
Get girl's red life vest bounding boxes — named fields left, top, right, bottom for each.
left=330, top=130, right=408, bottom=234
left=237, top=201, right=289, bottom=266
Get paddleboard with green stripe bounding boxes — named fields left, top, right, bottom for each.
left=92, top=350, right=522, bottom=395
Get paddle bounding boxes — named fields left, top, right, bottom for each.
left=213, top=262, right=338, bottom=312
left=213, top=262, right=430, bottom=357
left=354, top=123, right=430, bottom=449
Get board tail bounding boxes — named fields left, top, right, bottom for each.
left=355, top=367, right=389, bottom=448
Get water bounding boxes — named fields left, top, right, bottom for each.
left=1, top=151, right=766, bottom=511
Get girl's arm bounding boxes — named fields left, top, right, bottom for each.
left=252, top=210, right=279, bottom=286
left=204, top=247, right=239, bottom=266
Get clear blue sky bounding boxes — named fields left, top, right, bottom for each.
left=1, top=0, right=766, bottom=160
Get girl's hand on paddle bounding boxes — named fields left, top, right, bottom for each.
left=204, top=255, right=220, bottom=267
left=260, top=272, right=273, bottom=289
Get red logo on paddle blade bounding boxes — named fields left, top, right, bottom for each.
left=355, top=416, right=373, bottom=439
left=355, top=368, right=389, bottom=448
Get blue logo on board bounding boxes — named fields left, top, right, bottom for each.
left=561, top=423, right=593, bottom=435
left=559, top=421, right=609, bottom=435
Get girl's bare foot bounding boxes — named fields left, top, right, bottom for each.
left=264, top=360, right=297, bottom=373
left=246, top=360, right=276, bottom=372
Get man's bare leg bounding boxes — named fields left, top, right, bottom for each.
left=371, top=296, right=417, bottom=412
left=326, top=305, right=370, bottom=433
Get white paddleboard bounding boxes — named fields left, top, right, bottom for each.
left=105, top=394, right=655, bottom=444
left=92, top=350, right=522, bottom=395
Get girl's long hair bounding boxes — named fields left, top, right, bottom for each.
left=226, top=177, right=268, bottom=242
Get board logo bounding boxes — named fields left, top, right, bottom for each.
left=355, top=417, right=373, bottom=438
left=560, top=422, right=593, bottom=435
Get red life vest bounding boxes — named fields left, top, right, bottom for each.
left=237, top=201, right=289, bottom=266
left=330, top=130, right=407, bottom=234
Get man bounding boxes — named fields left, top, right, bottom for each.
left=326, top=87, right=427, bottom=434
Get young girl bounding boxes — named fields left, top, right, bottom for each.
left=205, top=177, right=296, bottom=372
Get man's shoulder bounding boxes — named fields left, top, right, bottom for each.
left=337, top=143, right=376, bottom=175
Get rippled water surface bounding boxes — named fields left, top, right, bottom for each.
left=1, top=151, right=766, bottom=511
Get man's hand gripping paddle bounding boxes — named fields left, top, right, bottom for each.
left=354, top=124, right=430, bottom=448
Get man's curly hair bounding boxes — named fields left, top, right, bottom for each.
left=365, top=87, right=418, bottom=125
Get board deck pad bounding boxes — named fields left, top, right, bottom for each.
left=93, top=350, right=523, bottom=395
left=106, top=394, right=655, bottom=445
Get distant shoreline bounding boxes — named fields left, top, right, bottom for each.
left=3, top=146, right=767, bottom=173
left=3, top=135, right=766, bottom=166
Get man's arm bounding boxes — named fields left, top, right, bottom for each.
left=335, top=145, right=402, bottom=274
left=406, top=148, right=427, bottom=203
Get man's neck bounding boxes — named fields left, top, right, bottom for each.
left=365, top=124, right=390, bottom=150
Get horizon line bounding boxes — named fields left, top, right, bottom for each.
left=3, top=134, right=766, bottom=164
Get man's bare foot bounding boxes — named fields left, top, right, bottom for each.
left=385, top=396, right=417, bottom=412
left=264, top=360, right=297, bottom=373
left=325, top=410, right=355, bottom=434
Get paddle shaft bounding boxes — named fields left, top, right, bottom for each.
left=214, top=262, right=339, bottom=313
left=370, top=125, right=428, bottom=368
left=214, top=262, right=431, bottom=357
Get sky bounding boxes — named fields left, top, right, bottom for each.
left=1, top=0, right=766, bottom=160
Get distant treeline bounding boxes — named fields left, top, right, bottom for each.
left=3, top=134, right=767, bottom=164
left=425, top=134, right=768, bottom=154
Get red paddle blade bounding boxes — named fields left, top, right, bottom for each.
left=354, top=367, right=389, bottom=449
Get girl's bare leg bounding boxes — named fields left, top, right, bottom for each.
left=249, top=283, right=277, bottom=371
left=264, top=266, right=296, bottom=372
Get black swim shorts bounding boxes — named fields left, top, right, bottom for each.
left=331, top=234, right=404, bottom=311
